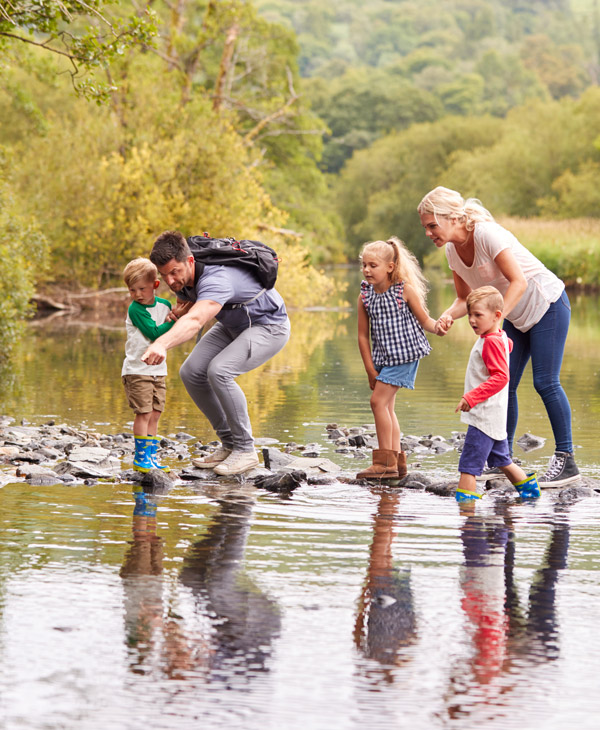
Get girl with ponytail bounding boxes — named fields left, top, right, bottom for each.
left=357, top=236, right=441, bottom=481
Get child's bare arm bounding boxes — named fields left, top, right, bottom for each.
left=403, top=284, right=439, bottom=334
left=357, top=295, right=378, bottom=390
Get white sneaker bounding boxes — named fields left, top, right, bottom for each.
left=213, top=450, right=260, bottom=475
left=192, top=446, right=232, bottom=469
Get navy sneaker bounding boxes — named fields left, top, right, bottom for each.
left=539, top=452, right=580, bottom=488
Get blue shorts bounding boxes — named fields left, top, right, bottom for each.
left=376, top=360, right=419, bottom=389
left=458, top=425, right=512, bottom=476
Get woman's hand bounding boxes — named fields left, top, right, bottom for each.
left=435, top=314, right=453, bottom=336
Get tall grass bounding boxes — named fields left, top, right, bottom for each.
left=499, top=217, right=600, bottom=288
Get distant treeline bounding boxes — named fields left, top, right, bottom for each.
left=1, top=0, right=600, bottom=362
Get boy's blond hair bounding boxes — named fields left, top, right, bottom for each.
left=123, top=258, right=158, bottom=288
left=466, top=286, right=504, bottom=313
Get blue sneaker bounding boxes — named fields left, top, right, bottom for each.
left=455, top=488, right=482, bottom=502
left=514, top=472, right=541, bottom=499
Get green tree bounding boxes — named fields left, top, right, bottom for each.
left=0, top=158, right=47, bottom=361
left=0, top=0, right=156, bottom=101
left=335, top=114, right=503, bottom=260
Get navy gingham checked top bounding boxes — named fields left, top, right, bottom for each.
left=360, top=280, right=432, bottom=367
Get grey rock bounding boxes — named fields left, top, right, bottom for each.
left=254, top=437, right=280, bottom=446
left=348, top=434, right=368, bottom=447
left=27, top=474, right=68, bottom=486
left=307, top=475, right=338, bottom=485
left=54, top=461, right=114, bottom=479
left=556, top=484, right=596, bottom=504
left=141, top=469, right=174, bottom=492
left=425, top=480, right=458, bottom=497
left=255, top=470, right=306, bottom=492
left=174, top=432, right=196, bottom=441
left=68, top=446, right=111, bottom=463
left=16, top=464, right=60, bottom=479
left=262, top=447, right=295, bottom=469
left=516, top=433, right=546, bottom=452
left=11, top=451, right=45, bottom=464
left=180, top=468, right=218, bottom=481
left=403, top=472, right=437, bottom=489
left=328, top=429, right=346, bottom=440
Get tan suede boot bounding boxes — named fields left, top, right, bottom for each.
left=356, top=449, right=400, bottom=480
left=397, top=450, right=407, bottom=479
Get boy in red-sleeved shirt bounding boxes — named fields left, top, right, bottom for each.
left=455, top=287, right=540, bottom=501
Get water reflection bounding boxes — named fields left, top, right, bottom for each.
left=120, top=487, right=281, bottom=683
left=179, top=492, right=281, bottom=682
left=354, top=487, right=417, bottom=683
left=447, top=503, right=570, bottom=719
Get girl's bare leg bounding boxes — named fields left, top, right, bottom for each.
left=370, top=381, right=400, bottom=450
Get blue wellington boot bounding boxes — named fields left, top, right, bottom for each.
left=455, top=488, right=482, bottom=502
left=133, top=486, right=157, bottom=517
left=148, top=436, right=170, bottom=472
left=514, top=472, right=541, bottom=499
left=133, top=436, right=154, bottom=472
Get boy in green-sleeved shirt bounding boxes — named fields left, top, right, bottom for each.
left=122, top=258, right=174, bottom=472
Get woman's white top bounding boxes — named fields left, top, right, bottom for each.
left=445, top=221, right=564, bottom=332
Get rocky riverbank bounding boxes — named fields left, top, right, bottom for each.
left=0, top=416, right=597, bottom=505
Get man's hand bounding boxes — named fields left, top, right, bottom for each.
left=142, top=342, right=167, bottom=366
left=455, top=397, right=471, bottom=413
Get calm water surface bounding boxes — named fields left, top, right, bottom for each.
left=0, top=273, right=599, bottom=729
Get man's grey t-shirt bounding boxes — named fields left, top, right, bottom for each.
left=177, top=264, right=287, bottom=334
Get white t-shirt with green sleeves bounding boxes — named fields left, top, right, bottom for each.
left=121, top=296, right=173, bottom=376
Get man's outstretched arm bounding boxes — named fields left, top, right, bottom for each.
left=141, top=299, right=222, bottom=365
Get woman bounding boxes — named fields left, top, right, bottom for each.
left=418, top=186, right=579, bottom=487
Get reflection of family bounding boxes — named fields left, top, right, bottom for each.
left=120, top=186, right=580, bottom=487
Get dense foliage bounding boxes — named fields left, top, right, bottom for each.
left=1, top=0, right=600, bottom=326
left=338, top=87, right=600, bottom=259
left=256, top=0, right=600, bottom=172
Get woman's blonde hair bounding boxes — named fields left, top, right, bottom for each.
left=360, top=236, right=429, bottom=307
left=417, top=186, right=494, bottom=231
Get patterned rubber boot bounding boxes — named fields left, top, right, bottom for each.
left=513, top=471, right=541, bottom=499
left=133, top=486, right=157, bottom=518
left=455, top=487, right=482, bottom=502
left=148, top=436, right=170, bottom=472
left=133, top=436, right=154, bottom=473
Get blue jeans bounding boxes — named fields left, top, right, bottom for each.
left=503, top=290, right=572, bottom=454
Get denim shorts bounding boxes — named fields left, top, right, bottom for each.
left=458, top=425, right=512, bottom=475
left=375, top=360, right=420, bottom=389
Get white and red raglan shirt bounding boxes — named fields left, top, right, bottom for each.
left=461, top=330, right=513, bottom=441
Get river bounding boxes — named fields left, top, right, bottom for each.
left=0, top=272, right=599, bottom=729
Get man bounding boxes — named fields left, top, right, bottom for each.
left=141, top=231, right=290, bottom=475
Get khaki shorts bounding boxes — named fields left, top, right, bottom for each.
left=122, top=375, right=167, bottom=414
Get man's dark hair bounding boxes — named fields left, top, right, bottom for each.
left=150, top=231, right=192, bottom=267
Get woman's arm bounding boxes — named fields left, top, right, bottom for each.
left=435, top=272, right=471, bottom=333
left=403, top=284, right=438, bottom=334
left=493, top=248, right=527, bottom=317
left=357, top=295, right=378, bottom=390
